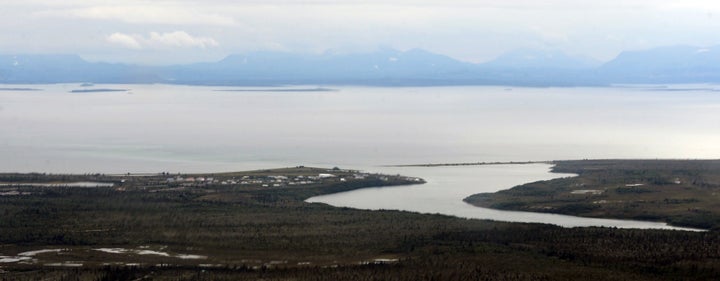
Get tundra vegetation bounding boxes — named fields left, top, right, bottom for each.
left=0, top=164, right=719, bottom=280
left=466, top=159, right=720, bottom=229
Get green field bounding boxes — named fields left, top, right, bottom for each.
left=1, top=164, right=720, bottom=280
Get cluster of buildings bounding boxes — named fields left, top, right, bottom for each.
left=162, top=172, right=377, bottom=188
left=165, top=176, right=217, bottom=185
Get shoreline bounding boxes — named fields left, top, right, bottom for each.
left=308, top=162, right=705, bottom=231
left=464, top=159, right=720, bottom=230
left=2, top=161, right=713, bottom=231
left=383, top=161, right=554, bottom=167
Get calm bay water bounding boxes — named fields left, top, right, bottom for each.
left=1, top=84, right=719, bottom=229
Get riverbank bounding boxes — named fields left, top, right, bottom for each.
left=464, top=159, right=720, bottom=230
left=308, top=163, right=699, bottom=230
left=384, top=161, right=553, bottom=167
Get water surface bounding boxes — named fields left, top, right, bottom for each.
left=308, top=164, right=702, bottom=230
left=1, top=84, right=718, bottom=230
left=2, top=84, right=719, bottom=173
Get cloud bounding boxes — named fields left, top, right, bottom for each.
left=106, top=31, right=218, bottom=49
left=106, top=33, right=142, bottom=49
left=149, top=31, right=218, bottom=48
left=12, top=0, right=720, bottom=64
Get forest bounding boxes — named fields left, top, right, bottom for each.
left=1, top=164, right=719, bottom=280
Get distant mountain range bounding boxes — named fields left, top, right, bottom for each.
left=2, top=45, right=720, bottom=86
left=598, top=45, right=720, bottom=83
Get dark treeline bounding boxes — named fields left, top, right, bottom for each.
left=1, top=167, right=720, bottom=280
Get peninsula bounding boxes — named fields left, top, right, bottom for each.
left=465, top=159, right=720, bottom=229
left=2, top=163, right=720, bottom=280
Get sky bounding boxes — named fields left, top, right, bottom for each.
left=2, top=0, right=720, bottom=65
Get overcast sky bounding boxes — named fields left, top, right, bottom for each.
left=2, top=0, right=720, bottom=64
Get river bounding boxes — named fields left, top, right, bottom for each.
left=307, top=164, right=703, bottom=231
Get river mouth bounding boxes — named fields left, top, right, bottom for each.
left=2, top=84, right=716, bottom=231
left=307, top=164, right=704, bottom=231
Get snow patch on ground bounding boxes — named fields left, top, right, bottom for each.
left=94, top=247, right=206, bottom=260
left=18, top=249, right=66, bottom=256
left=1, top=248, right=67, bottom=263
left=0, top=256, right=32, bottom=263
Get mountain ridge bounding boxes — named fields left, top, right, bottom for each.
left=2, top=46, right=720, bottom=86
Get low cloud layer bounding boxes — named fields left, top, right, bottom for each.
left=106, top=31, right=219, bottom=49
left=106, top=33, right=142, bottom=49
left=4, top=0, right=720, bottom=64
